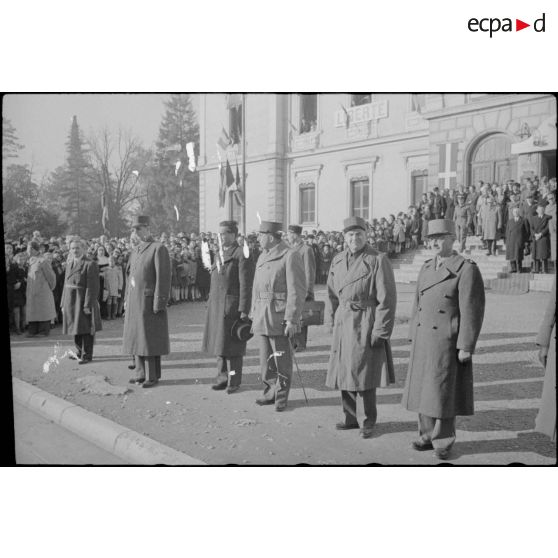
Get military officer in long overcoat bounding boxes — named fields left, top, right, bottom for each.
left=453, top=193, right=472, bottom=253
left=505, top=206, right=528, bottom=273
left=250, top=221, right=306, bottom=411
left=123, top=216, right=171, bottom=388
left=61, top=237, right=102, bottom=364
left=201, top=221, right=254, bottom=394
left=402, top=219, right=485, bottom=460
left=326, top=216, right=397, bottom=438
left=287, top=224, right=316, bottom=350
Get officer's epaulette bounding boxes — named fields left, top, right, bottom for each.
left=331, top=252, right=345, bottom=264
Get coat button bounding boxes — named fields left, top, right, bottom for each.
left=432, top=326, right=438, bottom=329
left=438, top=309, right=445, bottom=313
left=419, top=307, right=422, bottom=311
left=417, top=323, right=421, bottom=326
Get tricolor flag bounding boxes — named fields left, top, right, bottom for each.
left=218, top=157, right=226, bottom=208
left=217, top=126, right=231, bottom=151
left=233, top=161, right=245, bottom=207
left=438, top=143, right=458, bottom=189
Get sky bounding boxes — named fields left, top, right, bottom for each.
left=3, top=94, right=198, bottom=179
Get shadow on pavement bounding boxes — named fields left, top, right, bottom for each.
left=452, top=431, right=555, bottom=459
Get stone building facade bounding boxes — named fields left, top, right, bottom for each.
left=197, top=93, right=556, bottom=233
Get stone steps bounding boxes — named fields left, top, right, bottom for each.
left=529, top=274, right=555, bottom=292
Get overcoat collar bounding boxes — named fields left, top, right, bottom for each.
left=337, top=246, right=372, bottom=291
left=257, top=240, right=289, bottom=267
left=420, top=252, right=464, bottom=292
left=137, top=238, right=154, bottom=256
left=66, top=256, right=87, bottom=280
left=222, top=241, right=239, bottom=263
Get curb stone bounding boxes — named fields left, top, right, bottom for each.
left=12, top=377, right=205, bottom=465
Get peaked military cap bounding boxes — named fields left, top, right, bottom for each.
left=219, top=220, right=238, bottom=233
left=258, top=220, right=283, bottom=234
left=426, top=219, right=456, bottom=237
left=288, top=224, right=303, bottom=235
left=131, top=215, right=150, bottom=228
left=343, top=216, right=367, bottom=233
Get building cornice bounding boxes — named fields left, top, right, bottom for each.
left=421, top=93, right=552, bottom=120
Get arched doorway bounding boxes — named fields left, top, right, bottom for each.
left=468, top=133, right=518, bottom=185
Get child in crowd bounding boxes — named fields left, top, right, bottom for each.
left=103, top=255, right=123, bottom=320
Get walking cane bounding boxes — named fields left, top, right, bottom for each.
left=288, top=337, right=309, bottom=405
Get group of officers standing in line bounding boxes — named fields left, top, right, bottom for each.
left=58, top=212, right=555, bottom=460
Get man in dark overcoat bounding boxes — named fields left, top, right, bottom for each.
left=528, top=204, right=551, bottom=273
left=250, top=221, right=306, bottom=411
left=505, top=206, right=528, bottom=273
left=326, top=216, right=397, bottom=439
left=123, top=216, right=171, bottom=388
left=402, top=219, right=485, bottom=460
left=201, top=221, right=254, bottom=394
left=287, top=224, right=316, bottom=351
left=61, top=238, right=102, bottom=364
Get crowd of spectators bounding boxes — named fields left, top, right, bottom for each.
left=5, top=175, right=556, bottom=336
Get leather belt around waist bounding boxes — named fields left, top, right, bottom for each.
left=256, top=292, right=286, bottom=300
left=342, top=300, right=376, bottom=310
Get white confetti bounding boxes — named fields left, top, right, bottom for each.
left=174, top=205, right=180, bottom=221
left=175, top=160, right=182, bottom=176
left=256, top=211, right=262, bottom=224
left=166, top=401, right=171, bottom=405
left=229, top=371, right=236, bottom=376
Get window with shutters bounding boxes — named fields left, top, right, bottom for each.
left=351, top=94, right=372, bottom=107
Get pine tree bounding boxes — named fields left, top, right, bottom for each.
left=48, top=116, right=98, bottom=237
left=148, top=94, right=199, bottom=234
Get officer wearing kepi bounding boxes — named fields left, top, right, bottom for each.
left=453, top=193, right=472, bottom=253
left=326, top=216, right=397, bottom=439
left=202, top=220, right=254, bottom=394
left=286, top=224, right=316, bottom=350
left=402, top=219, right=485, bottom=460
left=123, top=215, right=171, bottom=388
left=250, top=220, right=306, bottom=411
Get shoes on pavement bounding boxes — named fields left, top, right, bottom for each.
left=127, top=364, right=136, bottom=370
left=434, top=448, right=451, bottom=460
left=335, top=422, right=360, bottom=431
left=141, top=380, right=158, bottom=388
left=360, top=428, right=374, bottom=439
left=211, top=382, right=228, bottom=391
left=69, top=354, right=80, bottom=361
left=256, top=397, right=275, bottom=406
left=275, top=403, right=287, bottom=412
left=78, top=358, right=92, bottom=365
left=227, top=386, right=240, bottom=394
left=411, top=440, right=434, bottom=451
left=129, top=377, right=145, bottom=384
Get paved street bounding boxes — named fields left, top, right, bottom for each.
left=10, top=284, right=556, bottom=465
left=13, top=402, right=126, bottom=465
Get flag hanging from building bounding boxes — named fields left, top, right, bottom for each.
left=217, top=127, right=231, bottom=151
left=186, top=142, right=196, bottom=172
left=101, top=190, right=109, bottom=231
left=234, top=161, right=245, bottom=207
left=226, top=94, right=242, bottom=109
left=218, top=157, right=226, bottom=208
left=438, top=142, right=458, bottom=189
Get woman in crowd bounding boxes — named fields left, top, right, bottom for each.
left=25, top=240, right=56, bottom=337
left=6, top=250, right=26, bottom=334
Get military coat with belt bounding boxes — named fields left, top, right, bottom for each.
left=325, top=245, right=397, bottom=392
left=61, top=257, right=102, bottom=335
left=402, top=253, right=485, bottom=418
left=201, top=241, right=254, bottom=357
left=250, top=241, right=306, bottom=336
left=122, top=238, right=171, bottom=356
left=292, top=241, right=316, bottom=300
left=528, top=214, right=551, bottom=260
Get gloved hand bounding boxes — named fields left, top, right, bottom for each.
left=458, top=350, right=471, bottom=363
left=284, top=321, right=299, bottom=338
